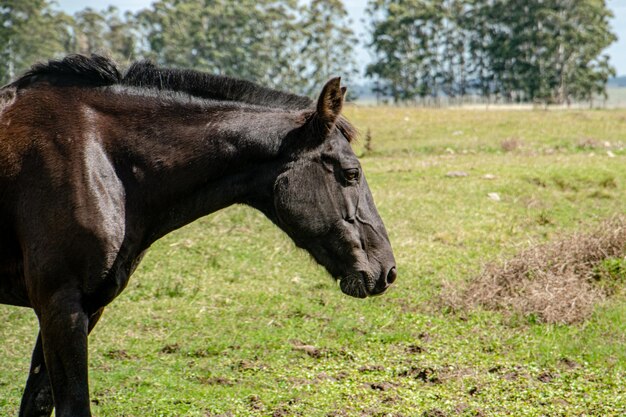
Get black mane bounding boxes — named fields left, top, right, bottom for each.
left=123, top=60, right=313, bottom=110
left=8, top=54, right=313, bottom=110
left=9, top=54, right=121, bottom=89
left=6, top=54, right=356, bottom=140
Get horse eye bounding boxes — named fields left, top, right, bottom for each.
left=343, top=168, right=360, bottom=183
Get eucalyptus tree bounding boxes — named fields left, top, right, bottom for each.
left=79, top=6, right=137, bottom=63
left=71, top=7, right=108, bottom=55
left=135, top=0, right=306, bottom=91
left=439, top=0, right=471, bottom=100
left=463, top=0, right=495, bottom=100
left=547, top=0, right=616, bottom=104
left=45, top=6, right=138, bottom=66
left=299, top=0, right=359, bottom=96
left=366, top=0, right=445, bottom=103
left=484, top=0, right=615, bottom=104
left=367, top=0, right=616, bottom=105
left=0, top=0, right=71, bottom=85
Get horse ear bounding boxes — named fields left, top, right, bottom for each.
left=316, top=77, right=344, bottom=131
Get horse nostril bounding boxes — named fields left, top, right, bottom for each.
left=386, top=266, right=397, bottom=285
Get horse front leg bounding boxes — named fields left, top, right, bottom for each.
left=19, top=308, right=104, bottom=417
left=18, top=333, right=52, bottom=417
left=30, top=290, right=93, bottom=417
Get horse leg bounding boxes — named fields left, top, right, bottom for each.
left=18, top=308, right=104, bottom=417
left=18, top=333, right=52, bottom=417
left=25, top=289, right=97, bottom=417
left=38, top=293, right=91, bottom=417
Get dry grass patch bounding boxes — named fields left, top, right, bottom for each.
left=446, top=216, right=626, bottom=324
left=501, top=137, right=524, bottom=152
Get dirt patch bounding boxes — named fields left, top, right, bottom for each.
left=422, top=409, right=447, bottom=417
left=398, top=366, right=440, bottom=384
left=558, top=357, right=580, bottom=369
left=501, top=137, right=524, bottom=152
left=247, top=394, right=264, bottom=411
left=455, top=403, right=486, bottom=416
left=195, top=376, right=234, bottom=386
left=326, top=411, right=348, bottom=417
left=104, top=349, right=133, bottom=360
left=233, top=359, right=267, bottom=372
left=160, top=343, right=180, bottom=354
left=405, top=344, right=425, bottom=354
left=272, top=399, right=301, bottom=417
left=291, top=341, right=322, bottom=358
left=444, top=216, right=626, bottom=324
left=358, top=365, right=385, bottom=373
left=537, top=371, right=555, bottom=383
left=368, top=381, right=395, bottom=391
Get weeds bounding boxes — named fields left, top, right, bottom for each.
left=362, top=127, right=374, bottom=156
left=448, top=216, right=626, bottom=324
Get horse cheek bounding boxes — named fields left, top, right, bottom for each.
left=274, top=174, right=329, bottom=236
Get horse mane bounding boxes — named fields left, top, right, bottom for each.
left=123, top=60, right=313, bottom=110
left=8, top=54, right=312, bottom=110
left=123, top=62, right=356, bottom=140
left=8, top=54, right=121, bottom=89
left=7, top=54, right=357, bottom=141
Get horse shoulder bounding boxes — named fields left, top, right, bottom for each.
left=7, top=90, right=128, bottom=305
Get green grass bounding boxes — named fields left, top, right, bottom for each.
left=2, top=108, right=626, bottom=416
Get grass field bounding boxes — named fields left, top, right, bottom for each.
left=2, top=108, right=626, bottom=416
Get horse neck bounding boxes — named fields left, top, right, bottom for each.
left=106, top=97, right=297, bottom=243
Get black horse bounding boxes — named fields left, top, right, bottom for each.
left=0, top=55, right=396, bottom=417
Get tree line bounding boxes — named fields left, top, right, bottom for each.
left=367, top=0, right=617, bottom=105
left=0, top=0, right=617, bottom=104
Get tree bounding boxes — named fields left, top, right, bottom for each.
left=70, top=6, right=137, bottom=64
left=482, top=0, right=616, bottom=104
left=135, top=0, right=307, bottom=91
left=366, top=0, right=616, bottom=105
left=438, top=0, right=474, bottom=101
left=366, top=0, right=446, bottom=103
left=549, top=0, right=616, bottom=104
left=299, top=0, right=359, bottom=96
left=0, top=0, right=71, bottom=85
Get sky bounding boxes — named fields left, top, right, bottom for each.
left=56, top=0, right=626, bottom=76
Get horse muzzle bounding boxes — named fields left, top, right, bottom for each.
left=340, top=266, right=397, bottom=298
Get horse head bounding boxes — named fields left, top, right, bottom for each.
left=271, top=78, right=396, bottom=298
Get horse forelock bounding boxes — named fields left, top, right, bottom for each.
left=336, top=116, right=358, bottom=143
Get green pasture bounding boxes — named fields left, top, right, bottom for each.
left=2, top=108, right=626, bottom=416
